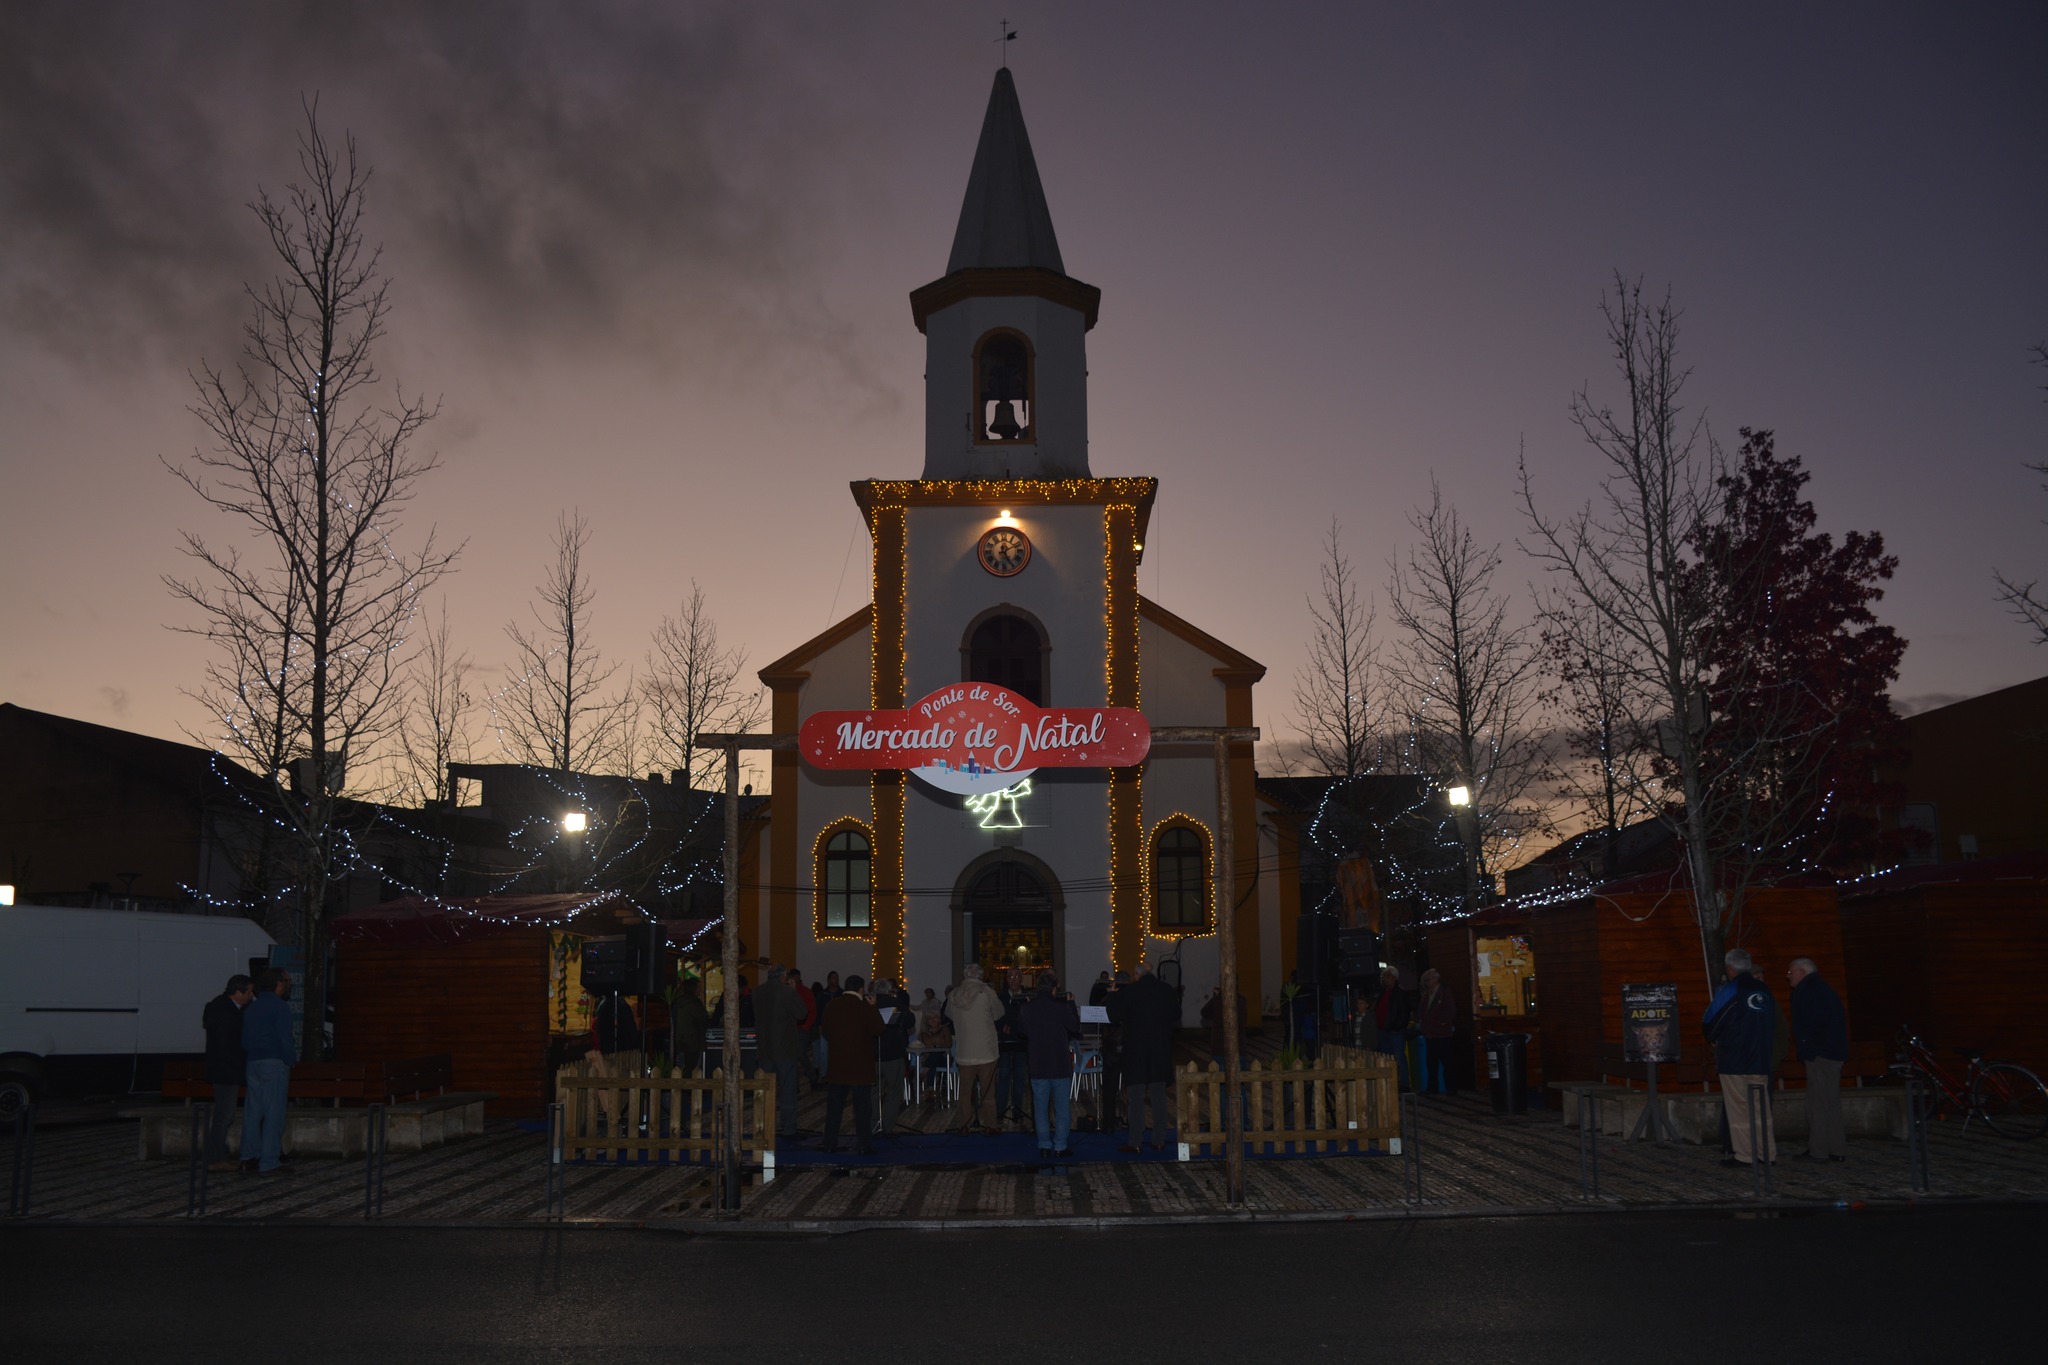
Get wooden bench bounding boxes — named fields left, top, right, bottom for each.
left=128, top=1053, right=494, bottom=1158
left=160, top=1059, right=387, bottom=1105
left=1546, top=1081, right=1635, bottom=1129
left=1550, top=1078, right=1908, bottom=1143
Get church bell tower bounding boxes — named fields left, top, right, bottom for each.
left=909, top=68, right=1101, bottom=480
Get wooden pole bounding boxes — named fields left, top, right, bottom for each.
left=719, top=740, right=742, bottom=1208
left=695, top=730, right=797, bottom=1208
left=1215, top=731, right=1245, bottom=1206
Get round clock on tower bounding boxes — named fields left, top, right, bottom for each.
left=976, top=525, right=1031, bottom=576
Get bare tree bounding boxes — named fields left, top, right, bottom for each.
left=493, top=510, right=633, bottom=775
left=1535, top=592, right=1660, bottom=880
left=1383, top=478, right=1545, bottom=891
left=1292, top=519, right=1382, bottom=780
left=643, top=581, right=766, bottom=792
left=1994, top=342, right=2048, bottom=640
left=1520, top=275, right=1726, bottom=983
left=394, top=599, right=476, bottom=806
left=166, top=104, right=456, bottom=1041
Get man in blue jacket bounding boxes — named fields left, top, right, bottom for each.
left=1703, top=948, right=1778, bottom=1168
left=240, top=968, right=297, bottom=1175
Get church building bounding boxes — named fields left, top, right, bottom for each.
left=743, top=70, right=1295, bottom=1023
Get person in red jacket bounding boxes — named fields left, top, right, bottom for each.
left=792, top=974, right=819, bottom=1088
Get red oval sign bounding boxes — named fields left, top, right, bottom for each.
left=800, top=684, right=1150, bottom=794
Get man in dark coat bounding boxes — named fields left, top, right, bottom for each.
left=201, top=974, right=253, bottom=1172
left=871, top=978, right=914, bottom=1137
left=590, top=990, right=638, bottom=1056
left=1787, top=957, right=1849, bottom=1162
left=670, top=976, right=710, bottom=1076
left=1021, top=974, right=1082, bottom=1157
left=995, top=968, right=1031, bottom=1126
left=752, top=965, right=808, bottom=1141
left=820, top=976, right=884, bottom=1155
left=1108, top=960, right=1179, bottom=1152
left=1704, top=947, right=1779, bottom=1167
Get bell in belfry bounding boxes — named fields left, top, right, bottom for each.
left=989, top=398, right=1023, bottom=441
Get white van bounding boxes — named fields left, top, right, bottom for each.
left=0, top=903, right=276, bottom=1115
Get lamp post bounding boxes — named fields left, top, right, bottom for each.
left=560, top=811, right=588, bottom=893
left=1446, top=785, right=1478, bottom=914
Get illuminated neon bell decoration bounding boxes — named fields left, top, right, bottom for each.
left=966, top=779, right=1034, bottom=829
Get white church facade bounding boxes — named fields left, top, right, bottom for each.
left=739, top=70, right=1298, bottom=1022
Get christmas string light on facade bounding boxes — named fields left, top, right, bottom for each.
left=869, top=502, right=908, bottom=985
left=1145, top=811, right=1218, bottom=940
left=811, top=815, right=877, bottom=942
left=1101, top=500, right=1147, bottom=971
left=856, top=477, right=1158, bottom=514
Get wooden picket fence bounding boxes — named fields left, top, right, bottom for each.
left=553, top=1051, right=775, bottom=1165
left=1174, top=1048, right=1401, bottom=1157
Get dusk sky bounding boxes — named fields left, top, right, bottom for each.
left=4, top=2, right=2044, bottom=795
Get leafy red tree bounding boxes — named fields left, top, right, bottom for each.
left=1688, top=429, right=1906, bottom=890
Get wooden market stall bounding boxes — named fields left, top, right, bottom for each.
left=1839, top=855, right=2048, bottom=1077
left=1428, top=879, right=1854, bottom=1100
left=331, top=892, right=710, bottom=1118
left=1424, top=903, right=1542, bottom=1093
left=1524, top=881, right=1850, bottom=1093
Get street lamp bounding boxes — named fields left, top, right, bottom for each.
left=558, top=811, right=590, bottom=894
left=1446, top=786, right=1477, bottom=914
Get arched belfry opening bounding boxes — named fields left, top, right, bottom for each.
left=963, top=608, right=1047, bottom=705
left=975, top=330, right=1034, bottom=443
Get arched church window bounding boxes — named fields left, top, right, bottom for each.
left=816, top=824, right=872, bottom=933
left=966, top=613, right=1046, bottom=706
left=974, top=330, right=1034, bottom=443
left=1151, top=823, right=1211, bottom=931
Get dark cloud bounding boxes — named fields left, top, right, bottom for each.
left=0, top=1, right=887, bottom=401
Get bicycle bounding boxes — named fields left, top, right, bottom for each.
left=1891, top=1034, right=2048, bottom=1139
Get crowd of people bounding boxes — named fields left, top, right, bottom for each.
left=194, top=938, right=1852, bottom=1174
left=739, top=963, right=1105, bottom=1158
left=692, top=957, right=1189, bottom=1158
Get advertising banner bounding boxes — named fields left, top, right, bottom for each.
left=800, top=683, right=1150, bottom=795
left=1622, top=982, right=1681, bottom=1064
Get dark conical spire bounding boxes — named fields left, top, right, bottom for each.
left=946, top=67, right=1065, bottom=275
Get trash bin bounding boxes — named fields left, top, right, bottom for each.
left=1485, top=1032, right=1531, bottom=1115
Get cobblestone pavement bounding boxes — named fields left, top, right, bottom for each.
left=7, top=1088, right=2044, bottom=1226
left=741, top=1088, right=2048, bottom=1223
left=3, top=1118, right=713, bottom=1222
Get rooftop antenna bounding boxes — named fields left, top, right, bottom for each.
left=996, top=18, right=1017, bottom=69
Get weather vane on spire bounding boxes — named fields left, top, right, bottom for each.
left=997, top=19, right=1017, bottom=69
